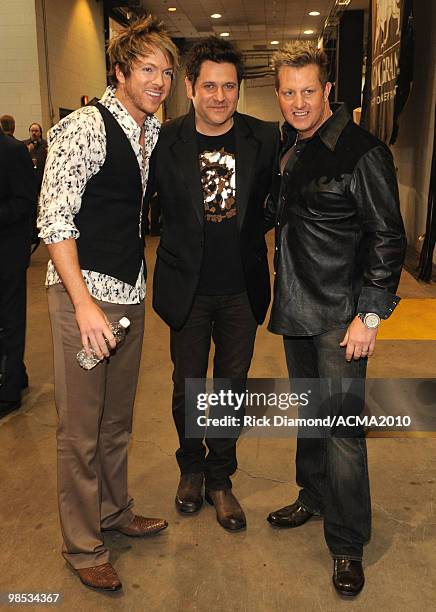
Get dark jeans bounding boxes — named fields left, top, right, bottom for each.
left=170, top=292, right=258, bottom=490
left=284, top=328, right=371, bottom=560
left=0, top=268, right=27, bottom=402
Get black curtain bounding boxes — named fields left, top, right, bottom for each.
left=390, top=0, right=414, bottom=144
left=418, top=104, right=436, bottom=282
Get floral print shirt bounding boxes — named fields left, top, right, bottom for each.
left=38, top=86, right=160, bottom=304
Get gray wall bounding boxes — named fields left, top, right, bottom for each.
left=0, top=0, right=42, bottom=138
left=0, top=0, right=107, bottom=140
left=35, top=0, right=107, bottom=130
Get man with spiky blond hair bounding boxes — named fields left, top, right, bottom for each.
left=265, top=41, right=406, bottom=596
left=38, top=16, right=179, bottom=591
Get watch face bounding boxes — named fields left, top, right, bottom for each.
left=365, top=313, right=380, bottom=328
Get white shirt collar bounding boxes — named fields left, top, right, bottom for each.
left=100, top=86, right=161, bottom=139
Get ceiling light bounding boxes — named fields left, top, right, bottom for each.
left=211, top=13, right=222, bottom=19
left=303, top=30, right=314, bottom=34
left=270, top=40, right=279, bottom=45
left=309, top=11, right=320, bottom=16
left=220, top=32, right=230, bottom=37
left=168, top=7, right=177, bottom=12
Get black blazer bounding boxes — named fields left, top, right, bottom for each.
left=151, top=111, right=280, bottom=331
left=0, top=132, right=36, bottom=272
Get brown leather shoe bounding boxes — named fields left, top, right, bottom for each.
left=77, top=563, right=122, bottom=591
left=333, top=559, right=365, bottom=596
left=205, top=489, right=246, bottom=531
left=175, top=473, right=204, bottom=514
left=115, top=515, right=168, bottom=537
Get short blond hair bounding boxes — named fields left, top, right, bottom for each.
left=272, top=41, right=329, bottom=89
left=107, top=15, right=179, bottom=86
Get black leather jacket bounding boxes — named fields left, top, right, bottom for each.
left=266, top=104, right=407, bottom=336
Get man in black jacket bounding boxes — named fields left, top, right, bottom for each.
left=23, top=122, right=48, bottom=191
left=0, top=129, right=36, bottom=418
left=152, top=37, right=280, bottom=531
left=23, top=123, right=47, bottom=250
left=265, top=42, right=406, bottom=596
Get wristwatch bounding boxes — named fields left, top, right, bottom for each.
left=357, top=312, right=381, bottom=329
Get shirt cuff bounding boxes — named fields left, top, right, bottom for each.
left=356, top=286, right=401, bottom=319
left=40, top=229, right=79, bottom=244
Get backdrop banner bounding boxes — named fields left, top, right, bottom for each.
left=362, top=0, right=414, bottom=144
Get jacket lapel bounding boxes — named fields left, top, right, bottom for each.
left=234, top=113, right=259, bottom=230
left=170, top=109, right=204, bottom=226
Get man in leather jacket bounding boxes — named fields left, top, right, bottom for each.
left=265, top=42, right=406, bottom=596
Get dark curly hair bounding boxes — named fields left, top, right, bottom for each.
left=185, top=36, right=244, bottom=93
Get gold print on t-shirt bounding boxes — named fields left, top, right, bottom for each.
left=199, top=148, right=236, bottom=222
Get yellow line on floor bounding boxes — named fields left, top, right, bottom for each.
left=366, top=431, right=436, bottom=438
left=377, top=299, right=436, bottom=340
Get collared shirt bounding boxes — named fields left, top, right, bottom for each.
left=38, top=86, right=160, bottom=304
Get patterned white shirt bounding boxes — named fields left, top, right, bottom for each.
left=38, top=86, right=160, bottom=304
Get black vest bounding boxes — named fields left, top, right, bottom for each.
left=75, top=102, right=145, bottom=286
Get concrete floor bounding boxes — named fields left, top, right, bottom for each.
left=0, top=235, right=435, bottom=611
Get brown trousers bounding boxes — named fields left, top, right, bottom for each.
left=47, top=283, right=144, bottom=569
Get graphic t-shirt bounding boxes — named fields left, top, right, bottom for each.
left=196, top=127, right=245, bottom=295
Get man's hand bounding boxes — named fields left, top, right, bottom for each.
left=27, top=142, right=35, bottom=153
left=75, top=299, right=116, bottom=359
left=47, top=239, right=117, bottom=360
left=340, top=317, right=378, bottom=362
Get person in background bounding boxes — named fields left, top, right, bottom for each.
left=23, top=122, right=48, bottom=192
left=37, top=16, right=179, bottom=591
left=265, top=41, right=406, bottom=596
left=143, top=191, right=161, bottom=236
left=0, top=126, right=36, bottom=418
left=23, top=123, right=47, bottom=250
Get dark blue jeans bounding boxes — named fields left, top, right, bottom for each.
left=284, top=328, right=371, bottom=561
